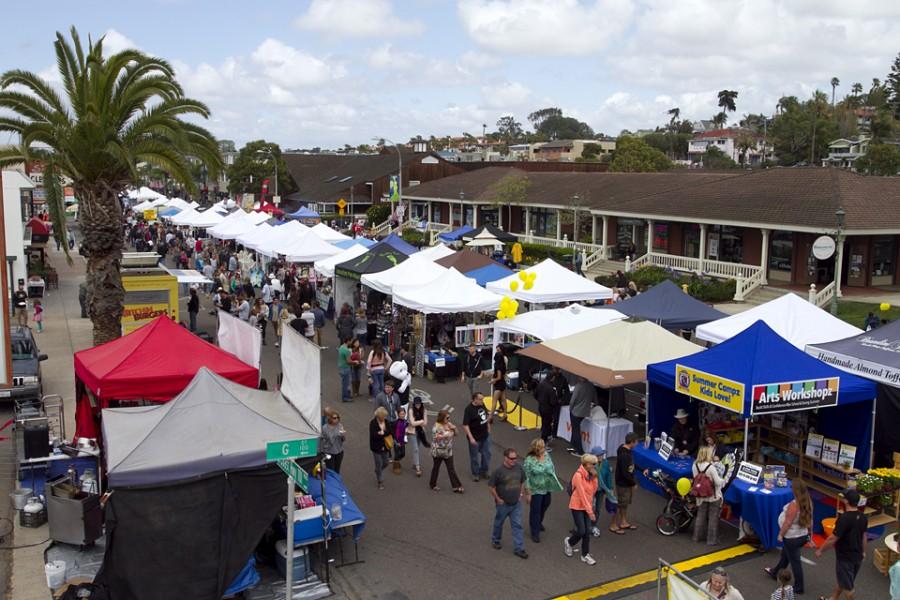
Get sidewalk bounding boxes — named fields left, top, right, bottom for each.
left=10, top=243, right=92, bottom=599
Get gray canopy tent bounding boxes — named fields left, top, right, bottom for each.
left=96, top=368, right=319, bottom=599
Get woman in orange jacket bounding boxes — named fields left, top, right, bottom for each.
left=564, top=453, right=599, bottom=565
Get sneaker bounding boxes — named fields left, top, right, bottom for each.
left=591, top=526, right=601, bottom=538
left=581, top=554, right=596, bottom=566
left=514, top=549, right=528, bottom=559
left=491, top=540, right=502, bottom=550
left=563, top=537, right=573, bottom=557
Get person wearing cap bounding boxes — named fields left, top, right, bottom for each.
left=700, top=567, right=744, bottom=600
left=300, top=303, right=316, bottom=340
left=589, top=447, right=617, bottom=537
left=816, top=488, right=868, bottom=599
left=671, top=408, right=699, bottom=457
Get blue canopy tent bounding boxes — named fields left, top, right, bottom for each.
left=438, top=225, right=474, bottom=243
left=647, top=321, right=877, bottom=471
left=286, top=206, right=320, bottom=219
left=157, top=205, right=182, bottom=217
left=381, top=232, right=418, bottom=255
left=600, top=279, right=727, bottom=330
left=464, top=263, right=512, bottom=287
left=332, top=237, right=376, bottom=250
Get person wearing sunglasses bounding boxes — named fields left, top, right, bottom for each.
left=321, top=409, right=346, bottom=474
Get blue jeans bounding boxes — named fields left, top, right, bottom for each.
left=339, top=367, right=351, bottom=401
left=492, top=501, right=524, bottom=552
left=529, top=493, right=552, bottom=537
left=468, top=436, right=491, bottom=478
left=370, top=370, right=385, bottom=397
left=568, top=509, right=591, bottom=555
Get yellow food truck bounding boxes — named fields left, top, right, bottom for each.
left=120, top=253, right=178, bottom=335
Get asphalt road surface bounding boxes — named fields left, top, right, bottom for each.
left=189, top=291, right=892, bottom=600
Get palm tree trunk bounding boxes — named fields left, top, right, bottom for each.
left=77, top=185, right=125, bottom=345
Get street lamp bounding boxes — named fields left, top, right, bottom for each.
left=830, top=206, right=846, bottom=316
left=373, top=137, right=405, bottom=228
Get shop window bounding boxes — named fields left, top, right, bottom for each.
left=683, top=224, right=700, bottom=258
left=652, top=223, right=669, bottom=252
left=710, top=225, right=743, bottom=263
left=769, top=231, right=793, bottom=272
left=872, top=236, right=896, bottom=284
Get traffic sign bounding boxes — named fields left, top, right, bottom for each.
left=272, top=195, right=281, bottom=206
left=276, top=459, right=309, bottom=492
left=336, top=198, right=347, bottom=210
left=338, top=207, right=345, bottom=216
left=266, top=439, right=318, bottom=462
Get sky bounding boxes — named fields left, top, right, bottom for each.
left=1, top=0, right=899, bottom=150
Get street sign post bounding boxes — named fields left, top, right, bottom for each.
left=266, top=439, right=318, bottom=462
left=336, top=198, right=347, bottom=210
left=276, top=459, right=309, bottom=491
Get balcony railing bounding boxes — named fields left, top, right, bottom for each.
left=625, top=251, right=764, bottom=301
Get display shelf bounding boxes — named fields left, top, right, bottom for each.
left=805, top=466, right=858, bottom=489
left=801, top=453, right=859, bottom=475
left=454, top=324, right=493, bottom=348
left=758, top=423, right=805, bottom=441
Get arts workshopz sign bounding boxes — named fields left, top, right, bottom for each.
left=675, top=365, right=745, bottom=414
left=751, top=377, right=840, bottom=414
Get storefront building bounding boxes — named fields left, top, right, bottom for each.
left=406, top=167, right=900, bottom=301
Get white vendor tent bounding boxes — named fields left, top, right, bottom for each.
left=169, top=208, right=200, bottom=226
left=163, top=197, right=194, bottom=212
left=255, top=221, right=309, bottom=257
left=235, top=222, right=273, bottom=249
left=695, top=292, right=862, bottom=348
left=103, top=368, right=317, bottom=487
left=494, top=304, right=626, bottom=344
left=314, top=243, right=369, bottom=278
left=130, top=186, right=166, bottom=202
left=361, top=256, right=447, bottom=295
left=282, top=231, right=343, bottom=263
left=413, top=243, right=455, bottom=262
left=248, top=211, right=270, bottom=225
left=184, top=208, right=225, bottom=228
left=160, top=266, right=213, bottom=286
left=486, top=258, right=613, bottom=304
left=392, top=267, right=503, bottom=314
left=208, top=211, right=257, bottom=240
left=310, top=222, right=350, bottom=242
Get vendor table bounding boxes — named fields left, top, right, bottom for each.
left=724, top=478, right=794, bottom=550
left=292, top=469, right=366, bottom=567
left=424, top=351, right=459, bottom=381
left=633, top=445, right=794, bottom=550
left=556, top=405, right=634, bottom=454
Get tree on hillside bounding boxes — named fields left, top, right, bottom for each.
left=830, top=77, right=840, bottom=107
left=717, top=90, right=738, bottom=114
left=809, top=90, right=830, bottom=164
left=226, top=140, right=294, bottom=197
left=527, top=107, right=562, bottom=130
left=0, top=27, right=221, bottom=344
left=609, top=137, right=672, bottom=172
left=496, top=115, right=523, bottom=146
left=770, top=93, right=838, bottom=165
left=887, top=51, right=900, bottom=119
left=536, top=115, right=594, bottom=140
left=855, top=143, right=900, bottom=176
left=712, top=112, right=728, bottom=128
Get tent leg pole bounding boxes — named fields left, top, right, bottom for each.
left=606, top=391, right=612, bottom=453
left=320, top=457, right=330, bottom=585
left=742, top=418, right=749, bottom=460
left=286, top=475, right=295, bottom=598
left=870, top=397, right=877, bottom=470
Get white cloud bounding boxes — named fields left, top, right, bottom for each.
left=481, top=80, right=531, bottom=109
left=251, top=39, right=346, bottom=88
left=100, top=29, right=139, bottom=55
left=458, top=0, right=633, bottom=56
left=367, top=44, right=422, bottom=70
left=295, top=0, right=424, bottom=38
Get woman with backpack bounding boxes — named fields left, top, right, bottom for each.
left=763, top=479, right=812, bottom=595
left=691, top=445, right=725, bottom=545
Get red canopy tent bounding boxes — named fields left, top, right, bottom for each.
left=74, top=316, right=258, bottom=438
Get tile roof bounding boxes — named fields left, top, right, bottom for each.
left=405, top=166, right=900, bottom=232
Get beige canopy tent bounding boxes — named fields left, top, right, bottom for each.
left=518, top=320, right=703, bottom=386
left=518, top=319, right=703, bottom=449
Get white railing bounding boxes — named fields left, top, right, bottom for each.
left=703, top=258, right=761, bottom=281
left=372, top=218, right=392, bottom=237
left=734, top=269, right=765, bottom=302
left=428, top=223, right=453, bottom=245
left=582, top=247, right=608, bottom=270
left=808, top=282, right=835, bottom=308
left=519, top=233, right=604, bottom=254
left=645, top=252, right=701, bottom=273
left=627, top=254, right=651, bottom=271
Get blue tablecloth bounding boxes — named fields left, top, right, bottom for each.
left=724, top=478, right=794, bottom=550
left=297, top=469, right=366, bottom=543
left=425, top=351, right=457, bottom=365
left=224, top=556, right=260, bottom=596
left=632, top=444, right=693, bottom=495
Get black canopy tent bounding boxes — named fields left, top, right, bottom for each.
left=333, top=241, right=410, bottom=281
left=461, top=224, right=517, bottom=244
left=808, top=321, right=900, bottom=466
left=599, top=280, right=726, bottom=330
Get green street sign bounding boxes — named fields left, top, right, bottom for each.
left=266, top=439, right=318, bottom=462
left=276, top=459, right=309, bottom=492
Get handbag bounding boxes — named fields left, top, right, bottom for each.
left=431, top=444, right=452, bottom=459
left=383, top=434, right=394, bottom=451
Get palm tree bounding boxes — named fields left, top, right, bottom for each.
left=852, top=82, right=863, bottom=96
left=0, top=28, right=222, bottom=344
left=712, top=111, right=728, bottom=128
left=830, top=77, right=840, bottom=107
left=717, top=90, right=738, bottom=114
left=667, top=107, right=680, bottom=158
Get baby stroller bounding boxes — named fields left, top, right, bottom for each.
left=650, top=469, right=697, bottom=536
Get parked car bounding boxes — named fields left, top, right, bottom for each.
left=3, top=326, right=48, bottom=402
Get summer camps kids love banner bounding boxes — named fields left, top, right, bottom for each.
left=675, top=365, right=745, bottom=414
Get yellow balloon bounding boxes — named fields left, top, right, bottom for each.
left=496, top=310, right=504, bottom=320
left=881, top=302, right=891, bottom=312
left=518, top=271, right=528, bottom=282
left=500, top=297, right=511, bottom=310
left=528, top=272, right=537, bottom=281
left=511, top=300, right=519, bottom=313
left=523, top=281, right=534, bottom=290
left=510, top=280, right=519, bottom=292
left=676, top=477, right=692, bottom=497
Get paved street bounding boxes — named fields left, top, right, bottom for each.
left=1, top=244, right=892, bottom=600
